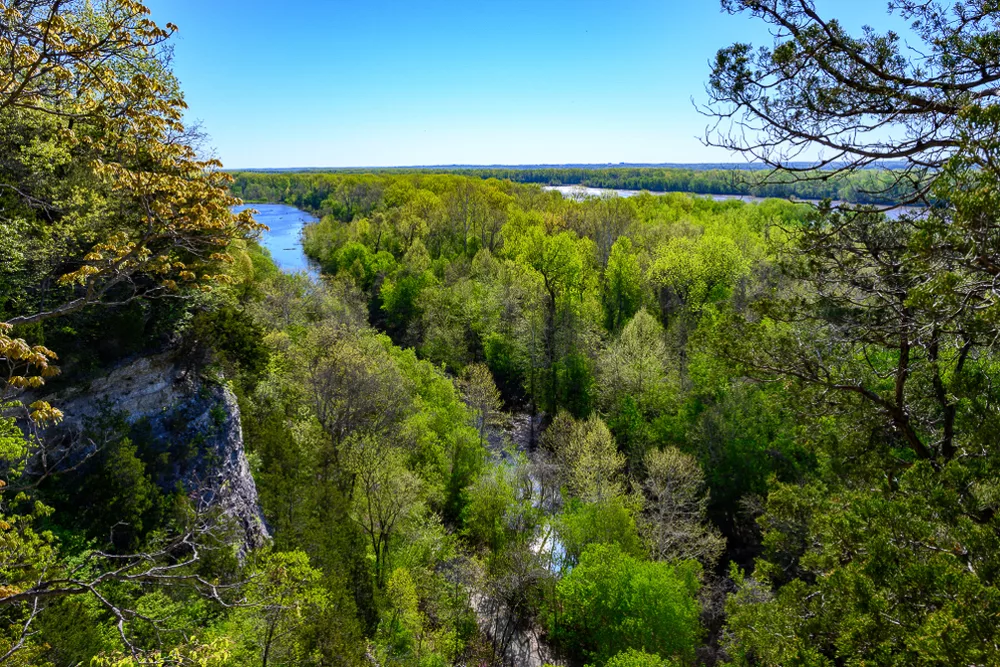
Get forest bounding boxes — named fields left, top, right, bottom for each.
left=4, top=1, right=1000, bottom=667
left=230, top=165, right=918, bottom=209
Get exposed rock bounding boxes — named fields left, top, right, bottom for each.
left=32, top=352, right=270, bottom=554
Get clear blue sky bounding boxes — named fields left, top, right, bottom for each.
left=144, top=1, right=903, bottom=168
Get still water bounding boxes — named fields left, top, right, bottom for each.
left=234, top=204, right=318, bottom=274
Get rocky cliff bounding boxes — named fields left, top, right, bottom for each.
left=35, top=352, right=270, bottom=554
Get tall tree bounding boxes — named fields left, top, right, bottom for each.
left=603, top=237, right=644, bottom=333
left=706, top=2, right=1000, bottom=663
left=459, top=363, right=506, bottom=449
left=704, top=0, right=1000, bottom=202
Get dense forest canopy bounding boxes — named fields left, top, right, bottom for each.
left=3, top=1, right=1000, bottom=667
left=231, top=165, right=920, bottom=207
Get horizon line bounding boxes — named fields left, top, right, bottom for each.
left=225, top=161, right=905, bottom=172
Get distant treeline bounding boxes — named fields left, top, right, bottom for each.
left=231, top=166, right=921, bottom=206
left=232, top=171, right=540, bottom=215
left=447, top=167, right=919, bottom=205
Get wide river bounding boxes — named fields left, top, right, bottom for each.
left=234, top=203, right=319, bottom=274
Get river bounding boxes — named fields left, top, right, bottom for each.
left=542, top=185, right=920, bottom=219
left=541, top=183, right=844, bottom=204
left=234, top=203, right=319, bottom=275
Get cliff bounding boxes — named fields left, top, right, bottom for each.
left=34, top=352, right=270, bottom=554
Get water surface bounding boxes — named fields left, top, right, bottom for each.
left=234, top=204, right=318, bottom=274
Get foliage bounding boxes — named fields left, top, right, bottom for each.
left=235, top=166, right=916, bottom=207
left=550, top=543, right=702, bottom=667
left=639, top=447, right=724, bottom=568
left=558, top=497, right=645, bottom=566
left=703, top=2, right=1000, bottom=664
left=596, top=648, right=678, bottom=667
left=92, top=638, right=233, bottom=667
left=543, top=412, right=625, bottom=504
left=14, top=0, right=1000, bottom=661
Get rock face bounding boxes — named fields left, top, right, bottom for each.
left=37, top=352, right=270, bottom=554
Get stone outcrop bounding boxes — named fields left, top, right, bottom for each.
left=35, top=352, right=270, bottom=554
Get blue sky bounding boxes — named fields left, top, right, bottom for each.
left=144, top=1, right=904, bottom=168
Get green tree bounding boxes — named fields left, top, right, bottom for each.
left=725, top=467, right=1000, bottom=666
left=649, top=234, right=748, bottom=317
left=543, top=412, right=625, bottom=503
left=550, top=543, right=702, bottom=667
left=505, top=223, right=597, bottom=413
left=459, top=363, right=506, bottom=449
left=705, top=3, right=1000, bottom=664
left=220, top=550, right=364, bottom=667
left=598, top=308, right=675, bottom=418
left=595, top=648, right=677, bottom=667
left=347, top=438, right=424, bottom=589
left=558, top=497, right=645, bottom=566
left=603, top=237, right=644, bottom=332
left=460, top=463, right=526, bottom=555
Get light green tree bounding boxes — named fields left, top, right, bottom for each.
left=598, top=309, right=675, bottom=415
left=595, top=648, right=678, bottom=667
left=346, top=438, right=424, bottom=589
left=543, top=412, right=625, bottom=503
left=649, top=235, right=748, bottom=314
left=639, top=448, right=724, bottom=568
left=459, top=363, right=507, bottom=449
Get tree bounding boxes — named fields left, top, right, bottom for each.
left=596, top=648, right=678, bottom=667
left=639, top=448, right=724, bottom=569
left=550, top=543, right=702, bottom=667
left=574, top=196, right=638, bottom=269
left=543, top=412, right=625, bottom=504
left=92, top=638, right=233, bottom=667
left=705, top=3, right=1000, bottom=663
left=460, top=462, right=530, bottom=555
left=603, top=237, right=644, bottom=333
left=704, top=0, right=1000, bottom=201
left=0, top=1, right=261, bottom=328
left=649, top=235, right=748, bottom=317
left=719, top=205, right=996, bottom=465
left=459, top=363, right=506, bottom=449
left=598, top=309, right=675, bottom=416
left=298, top=326, right=410, bottom=492
left=724, top=469, right=1000, bottom=666
left=346, top=438, right=424, bottom=589
left=419, top=280, right=474, bottom=371
left=444, top=177, right=483, bottom=256
left=505, top=223, right=597, bottom=413
left=558, top=497, right=645, bottom=567
left=221, top=550, right=363, bottom=667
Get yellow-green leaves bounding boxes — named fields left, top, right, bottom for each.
left=544, top=411, right=625, bottom=503
left=0, top=323, right=60, bottom=418
left=91, top=638, right=233, bottom=667
left=2, top=1, right=265, bottom=322
left=649, top=234, right=750, bottom=312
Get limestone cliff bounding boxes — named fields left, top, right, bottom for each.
left=35, top=352, right=270, bottom=553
